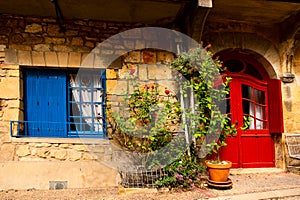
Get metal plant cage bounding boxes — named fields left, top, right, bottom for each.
left=119, top=165, right=167, bottom=188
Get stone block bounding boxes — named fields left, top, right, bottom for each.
left=106, top=69, right=117, bottom=79
left=35, top=143, right=52, bottom=148
left=45, top=51, right=58, bottom=67
left=33, top=44, right=51, bottom=52
left=57, top=52, right=69, bottom=67
left=4, top=48, right=18, bottom=64
left=0, top=44, right=6, bottom=51
left=124, top=51, right=140, bottom=63
left=72, top=144, right=88, bottom=152
left=3, top=108, right=21, bottom=121
left=68, top=52, right=81, bottom=68
left=71, top=37, right=84, bottom=46
left=59, top=144, right=71, bottom=148
left=37, top=149, right=50, bottom=158
left=157, top=80, right=178, bottom=94
left=82, top=152, right=97, bottom=160
left=7, top=69, right=20, bottom=77
left=85, top=41, right=95, bottom=48
left=157, top=51, right=174, bottom=64
left=47, top=24, right=64, bottom=36
left=0, top=143, right=15, bottom=161
left=138, top=64, right=148, bottom=80
left=7, top=100, right=20, bottom=108
left=26, top=36, right=43, bottom=44
left=106, top=80, right=117, bottom=95
left=123, top=40, right=134, bottom=49
left=8, top=44, right=32, bottom=51
left=90, top=145, right=105, bottom=153
left=121, top=28, right=142, bottom=39
left=65, top=30, right=79, bottom=36
left=45, top=37, right=65, bottom=44
left=32, top=51, right=45, bottom=66
left=135, top=40, right=145, bottom=50
left=16, top=145, right=30, bottom=157
left=0, top=35, right=8, bottom=44
left=18, top=50, right=32, bottom=65
left=142, top=51, right=156, bottom=64
left=88, top=21, right=107, bottom=29
left=148, top=64, right=173, bottom=80
left=81, top=53, right=94, bottom=68
left=53, top=45, right=72, bottom=52
left=11, top=34, right=24, bottom=43
left=68, top=150, right=82, bottom=161
left=25, top=23, right=42, bottom=33
left=0, top=77, right=20, bottom=98
left=53, top=149, right=67, bottom=160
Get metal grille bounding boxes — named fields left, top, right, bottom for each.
left=10, top=120, right=106, bottom=138
left=119, top=166, right=167, bottom=188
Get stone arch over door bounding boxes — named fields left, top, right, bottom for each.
left=207, top=32, right=281, bottom=79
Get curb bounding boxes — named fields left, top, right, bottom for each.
left=208, top=187, right=300, bottom=200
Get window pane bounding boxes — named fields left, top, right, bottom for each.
left=255, top=105, right=266, bottom=120
left=254, top=89, right=265, bottom=104
left=68, top=72, right=105, bottom=137
left=242, top=84, right=252, bottom=100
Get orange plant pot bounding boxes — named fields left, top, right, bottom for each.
left=205, top=160, right=232, bottom=182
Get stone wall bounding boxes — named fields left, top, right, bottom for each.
left=0, top=14, right=145, bottom=162
left=0, top=14, right=178, bottom=164
left=0, top=14, right=180, bottom=190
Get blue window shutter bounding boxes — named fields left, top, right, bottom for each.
left=25, top=70, right=67, bottom=137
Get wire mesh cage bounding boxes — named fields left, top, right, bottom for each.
left=119, top=165, right=167, bottom=188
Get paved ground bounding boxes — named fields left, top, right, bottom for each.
left=1, top=169, right=300, bottom=200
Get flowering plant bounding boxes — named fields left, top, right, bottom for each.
left=111, top=69, right=181, bottom=155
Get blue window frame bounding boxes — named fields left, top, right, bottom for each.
left=11, top=69, right=106, bottom=138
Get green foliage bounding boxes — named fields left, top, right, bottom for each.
left=109, top=47, right=250, bottom=190
left=155, top=149, right=205, bottom=190
left=112, top=81, right=181, bottom=154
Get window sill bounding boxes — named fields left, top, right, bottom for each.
left=11, top=137, right=110, bottom=144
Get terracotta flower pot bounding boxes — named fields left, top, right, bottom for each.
left=205, top=160, right=232, bottom=182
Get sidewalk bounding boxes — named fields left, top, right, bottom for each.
left=1, top=168, right=300, bottom=199
left=207, top=168, right=300, bottom=200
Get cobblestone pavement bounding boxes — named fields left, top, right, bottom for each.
left=0, top=172, right=300, bottom=200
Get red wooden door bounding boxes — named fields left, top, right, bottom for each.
left=219, top=75, right=275, bottom=168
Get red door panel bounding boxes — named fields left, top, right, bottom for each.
left=220, top=76, right=275, bottom=168
left=219, top=137, right=239, bottom=168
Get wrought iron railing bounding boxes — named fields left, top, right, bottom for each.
left=10, top=120, right=106, bottom=138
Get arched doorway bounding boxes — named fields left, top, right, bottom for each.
left=216, top=49, right=284, bottom=168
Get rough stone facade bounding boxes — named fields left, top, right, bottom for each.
left=0, top=6, right=300, bottom=189
left=0, top=14, right=179, bottom=190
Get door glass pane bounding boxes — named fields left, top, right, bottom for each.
left=256, top=119, right=267, bottom=129
left=255, top=105, right=266, bottom=120
left=242, top=100, right=250, bottom=115
left=242, top=85, right=252, bottom=100
left=254, top=89, right=265, bottom=104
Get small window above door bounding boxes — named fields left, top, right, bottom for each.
left=224, top=59, right=263, bottom=80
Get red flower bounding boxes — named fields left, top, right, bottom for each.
left=165, top=89, right=170, bottom=95
left=129, top=68, right=135, bottom=75
left=151, top=85, right=155, bottom=89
